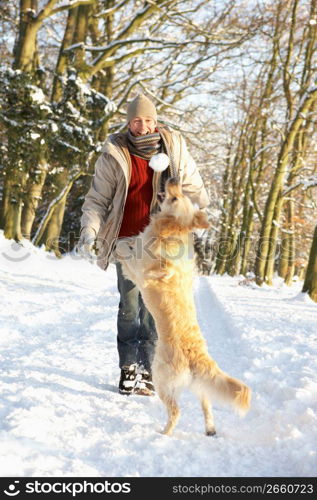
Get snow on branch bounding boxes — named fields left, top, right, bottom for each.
left=94, top=0, right=131, bottom=18
left=42, top=0, right=97, bottom=19
left=64, top=38, right=187, bottom=61
left=35, top=0, right=60, bottom=24
left=282, top=176, right=317, bottom=197
left=287, top=87, right=317, bottom=134
left=138, top=82, right=184, bottom=115
left=252, top=143, right=278, bottom=161
left=111, top=0, right=179, bottom=45
left=91, top=45, right=184, bottom=74
left=115, top=78, right=154, bottom=115
left=84, top=38, right=190, bottom=53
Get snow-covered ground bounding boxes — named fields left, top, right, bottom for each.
left=0, top=232, right=316, bottom=477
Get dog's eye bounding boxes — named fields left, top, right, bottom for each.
left=171, top=197, right=178, bottom=203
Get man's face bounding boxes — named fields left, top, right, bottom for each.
left=129, top=116, right=156, bottom=136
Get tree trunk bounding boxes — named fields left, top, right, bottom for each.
left=224, top=147, right=248, bottom=274
left=228, top=175, right=251, bottom=277
left=302, top=225, right=317, bottom=302
left=215, top=126, right=248, bottom=275
left=240, top=216, right=254, bottom=276
left=214, top=144, right=232, bottom=274
left=44, top=197, right=68, bottom=257
left=71, top=4, right=92, bottom=80
left=51, top=6, right=77, bottom=102
left=34, top=170, right=85, bottom=255
left=227, top=2, right=281, bottom=278
left=278, top=230, right=289, bottom=279
left=21, top=156, right=48, bottom=239
left=279, top=194, right=296, bottom=285
left=255, top=87, right=317, bottom=285
left=300, top=0, right=317, bottom=95
left=3, top=174, right=25, bottom=241
left=37, top=169, right=69, bottom=256
left=3, top=132, right=28, bottom=241
left=91, top=1, right=115, bottom=141
left=264, top=190, right=284, bottom=285
left=2, top=0, right=39, bottom=240
left=13, top=0, right=39, bottom=73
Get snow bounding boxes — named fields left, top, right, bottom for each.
left=104, top=100, right=117, bottom=116
left=28, top=86, right=46, bottom=104
left=30, top=133, right=41, bottom=141
left=0, top=232, right=316, bottom=477
left=39, top=104, right=52, bottom=114
left=302, top=175, right=317, bottom=189
left=51, top=123, right=59, bottom=133
left=65, top=102, right=80, bottom=117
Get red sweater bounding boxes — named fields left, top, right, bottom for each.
left=118, top=154, right=154, bottom=238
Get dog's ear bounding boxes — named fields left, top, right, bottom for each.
left=190, top=210, right=209, bottom=231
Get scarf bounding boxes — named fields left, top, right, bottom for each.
left=127, top=129, right=162, bottom=161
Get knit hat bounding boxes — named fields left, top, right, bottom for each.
left=127, top=94, right=157, bottom=123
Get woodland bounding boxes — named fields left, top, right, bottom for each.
left=0, top=0, right=317, bottom=300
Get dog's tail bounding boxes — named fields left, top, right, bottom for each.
left=191, top=356, right=251, bottom=414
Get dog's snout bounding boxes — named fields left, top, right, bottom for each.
left=165, top=177, right=182, bottom=199
left=166, top=177, right=180, bottom=187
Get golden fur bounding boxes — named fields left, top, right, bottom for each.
left=119, top=178, right=251, bottom=436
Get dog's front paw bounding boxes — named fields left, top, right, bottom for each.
left=191, top=210, right=209, bottom=230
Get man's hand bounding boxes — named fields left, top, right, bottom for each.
left=77, top=228, right=97, bottom=260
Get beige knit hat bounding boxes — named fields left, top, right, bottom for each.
left=127, top=94, right=157, bottom=123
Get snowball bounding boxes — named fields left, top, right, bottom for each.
left=149, top=153, right=169, bottom=172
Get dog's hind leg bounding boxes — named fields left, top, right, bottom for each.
left=201, top=397, right=216, bottom=436
left=158, top=391, right=180, bottom=436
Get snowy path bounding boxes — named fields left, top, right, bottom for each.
left=208, top=276, right=317, bottom=477
left=0, top=236, right=316, bottom=477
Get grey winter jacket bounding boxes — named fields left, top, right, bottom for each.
left=80, top=124, right=209, bottom=270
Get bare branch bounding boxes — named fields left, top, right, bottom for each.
left=93, top=0, right=131, bottom=18
left=47, top=0, right=98, bottom=18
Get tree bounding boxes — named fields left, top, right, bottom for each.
left=302, top=225, right=317, bottom=302
left=1, top=0, right=316, bottom=273
left=1, top=0, right=262, bottom=255
left=255, top=0, right=317, bottom=285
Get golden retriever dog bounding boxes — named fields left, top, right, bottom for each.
left=118, top=178, right=251, bottom=436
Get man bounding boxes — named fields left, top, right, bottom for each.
left=79, top=94, right=209, bottom=396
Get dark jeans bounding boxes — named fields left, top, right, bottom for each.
left=116, top=262, right=157, bottom=372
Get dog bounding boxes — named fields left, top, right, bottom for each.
left=118, top=178, right=251, bottom=436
